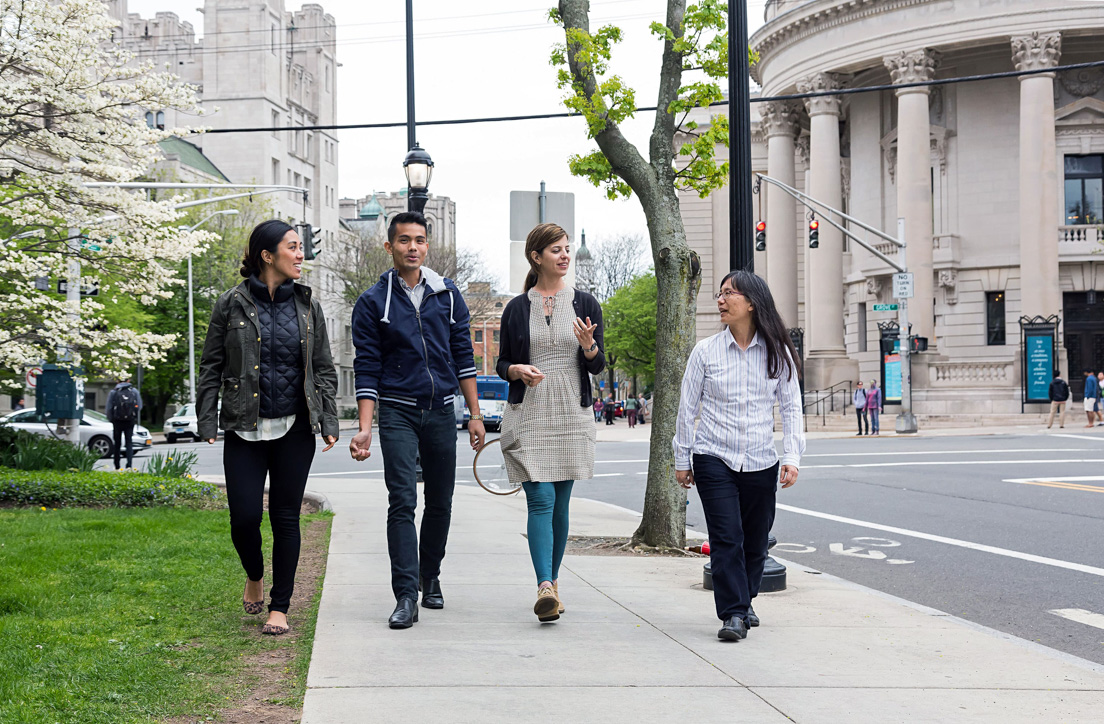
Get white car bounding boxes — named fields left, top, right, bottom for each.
left=1, top=408, right=152, bottom=458
left=164, top=403, right=199, bottom=443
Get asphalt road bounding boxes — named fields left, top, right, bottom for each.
left=159, top=425, right=1104, bottom=666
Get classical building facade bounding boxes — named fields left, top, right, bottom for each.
left=684, top=0, right=1104, bottom=413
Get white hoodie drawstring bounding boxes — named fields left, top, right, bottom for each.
left=380, top=270, right=394, bottom=324
left=448, top=290, right=455, bottom=324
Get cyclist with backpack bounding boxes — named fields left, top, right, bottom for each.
left=105, top=378, right=143, bottom=470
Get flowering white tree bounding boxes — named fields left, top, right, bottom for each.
left=0, top=0, right=211, bottom=377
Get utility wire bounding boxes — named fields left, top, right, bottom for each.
left=203, top=59, right=1104, bottom=135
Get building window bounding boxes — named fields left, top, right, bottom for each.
left=474, top=330, right=483, bottom=343
left=155, top=111, right=165, bottom=130
left=271, top=24, right=278, bottom=55
left=272, top=159, right=280, bottom=185
left=272, top=110, right=279, bottom=137
left=325, top=63, right=331, bottom=92
left=856, top=302, right=867, bottom=353
left=1065, top=155, right=1103, bottom=225
left=493, top=330, right=500, bottom=344
left=145, top=111, right=154, bottom=128
left=304, top=177, right=311, bottom=206
left=986, top=291, right=1006, bottom=346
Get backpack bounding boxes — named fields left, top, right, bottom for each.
left=112, top=386, right=140, bottom=423
left=1054, top=379, right=1069, bottom=401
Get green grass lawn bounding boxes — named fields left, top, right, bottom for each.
left=0, top=506, right=331, bottom=723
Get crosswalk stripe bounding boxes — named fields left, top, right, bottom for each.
left=1049, top=608, right=1104, bottom=630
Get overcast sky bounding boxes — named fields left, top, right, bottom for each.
left=127, top=0, right=769, bottom=286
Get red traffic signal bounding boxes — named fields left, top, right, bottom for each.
left=808, top=218, right=820, bottom=249
left=755, top=221, right=766, bottom=233
left=808, top=220, right=819, bottom=231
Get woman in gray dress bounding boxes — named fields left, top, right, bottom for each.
left=496, top=223, right=605, bottom=622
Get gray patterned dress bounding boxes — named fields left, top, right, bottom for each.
left=501, top=287, right=596, bottom=485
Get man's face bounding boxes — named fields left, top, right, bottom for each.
left=385, top=222, right=428, bottom=276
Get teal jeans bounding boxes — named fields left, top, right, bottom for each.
left=521, top=480, right=574, bottom=584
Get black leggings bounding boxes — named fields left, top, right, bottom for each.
left=223, top=425, right=316, bottom=613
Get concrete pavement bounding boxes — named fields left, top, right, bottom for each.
left=298, top=475, right=1104, bottom=723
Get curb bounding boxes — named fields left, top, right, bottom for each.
left=205, top=479, right=333, bottom=513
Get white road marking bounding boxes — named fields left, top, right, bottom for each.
left=886, top=559, right=915, bottom=565
left=773, top=543, right=816, bottom=554
left=1051, top=434, right=1104, bottom=442
left=803, top=449, right=1086, bottom=458
left=829, top=543, right=887, bottom=560
left=852, top=536, right=901, bottom=547
left=803, top=458, right=1104, bottom=469
left=1049, top=609, right=1104, bottom=630
left=777, top=503, right=1104, bottom=578
left=1005, top=476, right=1104, bottom=483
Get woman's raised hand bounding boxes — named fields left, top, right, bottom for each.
left=573, top=316, right=597, bottom=349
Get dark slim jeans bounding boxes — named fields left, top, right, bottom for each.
left=112, top=422, right=135, bottom=469
left=693, top=455, right=778, bottom=622
left=223, top=424, right=316, bottom=613
left=378, top=402, right=458, bottom=601
left=856, top=408, right=869, bottom=434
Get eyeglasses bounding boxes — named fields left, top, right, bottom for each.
left=714, top=290, right=745, bottom=301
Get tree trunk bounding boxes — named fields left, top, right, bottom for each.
left=633, top=189, right=700, bottom=549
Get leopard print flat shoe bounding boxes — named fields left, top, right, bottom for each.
left=242, top=597, right=265, bottom=615
left=261, top=622, right=289, bottom=636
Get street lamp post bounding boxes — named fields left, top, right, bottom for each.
left=404, top=0, right=433, bottom=213
left=728, top=0, right=754, bottom=273
left=179, top=209, right=239, bottom=404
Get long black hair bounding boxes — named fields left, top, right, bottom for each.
left=721, top=270, right=801, bottom=381
left=239, top=219, right=294, bottom=278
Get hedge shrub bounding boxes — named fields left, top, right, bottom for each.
left=0, top=425, right=101, bottom=472
left=0, top=468, right=221, bottom=508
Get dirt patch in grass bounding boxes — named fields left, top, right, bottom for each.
left=163, top=514, right=331, bottom=724
left=564, top=535, right=708, bottom=557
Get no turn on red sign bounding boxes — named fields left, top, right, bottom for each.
left=26, top=366, right=42, bottom=388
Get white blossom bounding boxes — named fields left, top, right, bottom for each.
left=0, top=0, right=212, bottom=374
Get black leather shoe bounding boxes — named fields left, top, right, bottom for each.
left=421, top=578, right=444, bottom=609
left=747, top=606, right=760, bottom=628
left=718, top=616, right=748, bottom=641
left=388, top=598, right=419, bottom=629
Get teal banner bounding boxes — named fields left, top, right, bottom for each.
left=1024, top=333, right=1054, bottom=403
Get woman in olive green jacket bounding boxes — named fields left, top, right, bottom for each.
left=197, top=219, right=339, bottom=635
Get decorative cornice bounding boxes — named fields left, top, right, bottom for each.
left=938, top=269, right=958, bottom=305
left=797, top=72, right=847, bottom=117
left=883, top=49, right=941, bottom=92
left=759, top=100, right=801, bottom=139
left=1011, top=31, right=1061, bottom=74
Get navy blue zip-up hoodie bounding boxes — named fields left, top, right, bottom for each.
left=352, top=267, right=477, bottom=410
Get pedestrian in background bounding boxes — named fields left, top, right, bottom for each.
left=1047, top=371, right=1069, bottom=429
left=497, top=222, right=605, bottom=622
left=637, top=394, right=647, bottom=425
left=866, top=379, right=882, bottom=436
left=853, top=380, right=868, bottom=436
left=624, top=394, right=638, bottom=428
left=675, top=270, right=805, bottom=642
left=1083, top=369, right=1098, bottom=429
left=106, top=377, right=142, bottom=470
left=349, top=211, right=485, bottom=630
left=1096, top=371, right=1103, bottom=425
left=604, top=393, right=616, bottom=425
left=593, top=397, right=603, bottom=423
left=13, top=397, right=24, bottom=411
left=198, top=219, right=340, bottom=636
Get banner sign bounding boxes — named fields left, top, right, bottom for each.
left=883, top=338, right=902, bottom=404
left=1023, top=331, right=1054, bottom=404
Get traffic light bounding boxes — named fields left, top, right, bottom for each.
left=296, top=224, right=322, bottom=260
left=808, top=218, right=819, bottom=249
left=755, top=221, right=766, bottom=252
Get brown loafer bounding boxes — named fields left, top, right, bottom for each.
left=552, top=582, right=565, bottom=614
left=534, top=587, right=559, bottom=622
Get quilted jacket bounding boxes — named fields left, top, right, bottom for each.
left=248, top=276, right=305, bottom=418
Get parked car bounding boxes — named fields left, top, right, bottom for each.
left=164, top=402, right=223, bottom=442
left=1, top=408, right=152, bottom=458
left=463, top=399, right=505, bottom=432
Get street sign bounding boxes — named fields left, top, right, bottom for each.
left=509, top=190, right=575, bottom=241
left=57, top=279, right=99, bottom=297
left=26, top=366, right=43, bottom=389
left=872, top=303, right=899, bottom=311
left=892, top=272, right=914, bottom=299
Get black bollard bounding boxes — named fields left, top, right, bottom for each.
left=703, top=534, right=785, bottom=592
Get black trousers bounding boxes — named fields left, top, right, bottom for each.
left=856, top=408, right=868, bottom=434
left=112, top=422, right=134, bottom=469
left=377, top=403, right=457, bottom=601
left=223, top=421, right=316, bottom=613
left=694, top=454, right=778, bottom=622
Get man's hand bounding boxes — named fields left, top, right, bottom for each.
left=467, top=420, right=486, bottom=451
left=350, top=429, right=373, bottom=461
left=780, top=465, right=799, bottom=488
left=322, top=435, right=337, bottom=452
left=676, top=469, right=695, bottom=489
left=515, top=365, right=545, bottom=387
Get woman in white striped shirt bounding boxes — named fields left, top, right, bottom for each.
left=673, top=270, right=805, bottom=642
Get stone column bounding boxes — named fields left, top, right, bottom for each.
left=797, top=73, right=855, bottom=388
left=1013, top=32, right=1062, bottom=321
left=884, top=49, right=941, bottom=342
left=760, top=101, right=801, bottom=326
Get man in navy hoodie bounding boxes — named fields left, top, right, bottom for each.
left=349, top=211, right=485, bottom=629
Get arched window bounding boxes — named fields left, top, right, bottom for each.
left=155, top=111, right=165, bottom=130
left=427, top=222, right=433, bottom=241
left=145, top=112, right=154, bottom=128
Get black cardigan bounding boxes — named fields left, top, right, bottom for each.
left=496, top=288, right=606, bottom=406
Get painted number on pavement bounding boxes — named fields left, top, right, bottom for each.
left=830, top=537, right=913, bottom=565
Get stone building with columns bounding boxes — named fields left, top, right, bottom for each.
left=683, top=0, right=1104, bottom=413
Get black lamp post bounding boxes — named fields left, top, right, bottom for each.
left=728, top=0, right=754, bottom=272
left=404, top=0, right=433, bottom=214
left=404, top=143, right=433, bottom=214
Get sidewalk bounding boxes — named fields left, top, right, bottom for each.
left=300, top=477, right=1104, bottom=723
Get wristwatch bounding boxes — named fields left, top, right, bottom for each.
left=469, top=414, right=485, bottom=421
left=587, top=342, right=598, bottom=352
